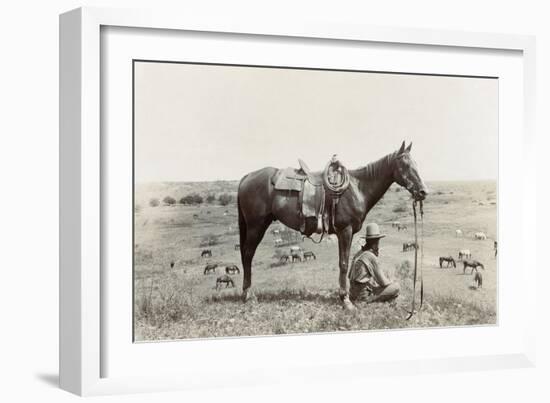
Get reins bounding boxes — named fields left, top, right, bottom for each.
left=406, top=199, right=424, bottom=320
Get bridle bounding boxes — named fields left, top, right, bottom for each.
left=406, top=199, right=424, bottom=320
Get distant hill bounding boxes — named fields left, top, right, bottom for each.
left=135, top=179, right=496, bottom=208
left=135, top=180, right=239, bottom=207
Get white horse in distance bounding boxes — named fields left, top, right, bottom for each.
left=474, top=232, right=487, bottom=240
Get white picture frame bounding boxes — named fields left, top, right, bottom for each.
left=60, top=7, right=537, bottom=396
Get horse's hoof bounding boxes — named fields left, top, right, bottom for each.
left=242, top=289, right=257, bottom=303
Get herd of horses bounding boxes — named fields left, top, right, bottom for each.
left=166, top=142, right=495, bottom=310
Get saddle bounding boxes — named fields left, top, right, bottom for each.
left=271, top=155, right=350, bottom=236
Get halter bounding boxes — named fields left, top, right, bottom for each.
left=406, top=199, right=424, bottom=320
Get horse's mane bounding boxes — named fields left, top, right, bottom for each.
left=351, top=150, right=398, bottom=181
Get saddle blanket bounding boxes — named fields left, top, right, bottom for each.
left=272, top=167, right=306, bottom=192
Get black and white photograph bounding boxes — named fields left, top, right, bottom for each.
left=133, top=61, right=498, bottom=341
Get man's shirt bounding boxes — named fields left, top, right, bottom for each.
left=348, top=249, right=390, bottom=289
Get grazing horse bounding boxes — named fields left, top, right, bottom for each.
left=304, top=251, right=317, bottom=261
left=474, top=232, right=487, bottom=240
left=279, top=254, right=291, bottom=264
left=204, top=263, right=218, bottom=275
left=234, top=243, right=240, bottom=251
left=290, top=246, right=304, bottom=263
left=439, top=256, right=456, bottom=268
left=458, top=249, right=471, bottom=260
left=473, top=271, right=483, bottom=288
left=391, top=221, right=400, bottom=228
left=237, top=141, right=427, bottom=309
left=455, top=229, right=463, bottom=237
left=225, top=264, right=240, bottom=275
left=216, top=274, right=235, bottom=290
left=402, top=242, right=418, bottom=252
left=396, top=224, right=407, bottom=231
left=201, top=249, right=212, bottom=258
left=462, top=259, right=484, bottom=274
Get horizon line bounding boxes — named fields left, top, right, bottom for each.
left=135, top=178, right=498, bottom=185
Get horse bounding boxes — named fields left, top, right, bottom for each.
left=304, top=251, right=317, bottom=261
left=201, top=249, right=212, bottom=258
left=225, top=264, right=240, bottom=275
left=204, top=263, right=217, bottom=275
left=474, top=232, right=487, bottom=240
left=237, top=141, right=427, bottom=309
left=274, top=238, right=283, bottom=247
left=391, top=221, right=400, bottom=228
left=455, top=229, right=463, bottom=237
left=439, top=256, right=456, bottom=268
left=396, top=224, right=407, bottom=231
left=458, top=249, right=471, bottom=260
left=462, top=259, right=484, bottom=274
left=279, top=254, right=291, bottom=264
left=290, top=246, right=304, bottom=263
left=494, top=240, right=498, bottom=258
left=402, top=242, right=418, bottom=252
left=193, top=214, right=199, bottom=219
left=169, top=261, right=175, bottom=269
left=234, top=243, right=240, bottom=251
left=473, top=271, right=483, bottom=288
left=216, top=274, right=235, bottom=290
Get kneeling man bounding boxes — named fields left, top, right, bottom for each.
left=348, top=223, right=400, bottom=303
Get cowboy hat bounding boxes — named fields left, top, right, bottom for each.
left=360, top=223, right=386, bottom=240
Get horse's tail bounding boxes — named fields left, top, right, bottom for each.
left=479, top=263, right=485, bottom=270
left=237, top=180, right=247, bottom=264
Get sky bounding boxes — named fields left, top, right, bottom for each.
left=134, top=61, right=498, bottom=183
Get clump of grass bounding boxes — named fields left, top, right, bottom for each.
left=135, top=273, right=199, bottom=326
left=394, top=260, right=413, bottom=280
left=392, top=203, right=408, bottom=213
left=199, top=234, right=221, bottom=247
left=134, top=247, right=153, bottom=265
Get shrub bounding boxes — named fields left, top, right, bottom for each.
left=163, top=196, right=176, bottom=205
left=149, top=198, right=160, bottom=207
left=180, top=193, right=203, bottom=205
left=218, top=193, right=233, bottom=206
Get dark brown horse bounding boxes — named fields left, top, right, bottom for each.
left=237, top=141, right=427, bottom=309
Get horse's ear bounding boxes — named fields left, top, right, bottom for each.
left=406, top=142, right=412, bottom=152
left=398, top=141, right=406, bottom=154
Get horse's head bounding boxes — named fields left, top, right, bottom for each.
left=393, top=141, right=428, bottom=201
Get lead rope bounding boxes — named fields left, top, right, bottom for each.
left=419, top=200, right=424, bottom=310
left=406, top=200, right=424, bottom=320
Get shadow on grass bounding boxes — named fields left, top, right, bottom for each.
left=206, top=288, right=338, bottom=304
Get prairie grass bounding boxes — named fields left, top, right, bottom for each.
left=134, top=180, right=497, bottom=341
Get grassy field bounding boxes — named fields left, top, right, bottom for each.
left=134, top=180, right=497, bottom=341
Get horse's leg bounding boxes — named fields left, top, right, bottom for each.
left=337, top=226, right=355, bottom=310
left=242, top=218, right=271, bottom=302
